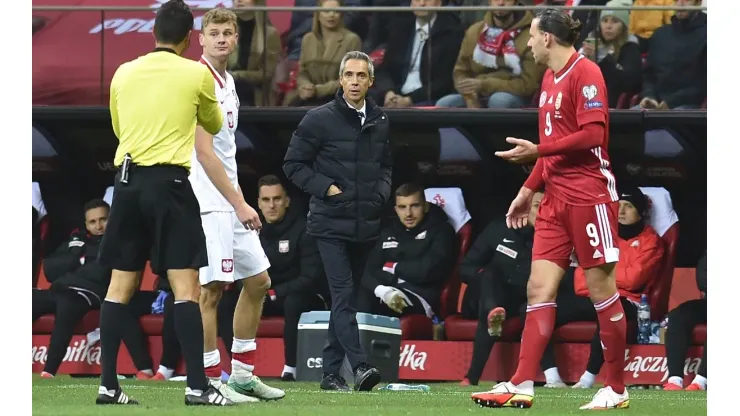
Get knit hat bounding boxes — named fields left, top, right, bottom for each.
left=600, top=0, right=632, bottom=27
left=619, top=185, right=648, bottom=217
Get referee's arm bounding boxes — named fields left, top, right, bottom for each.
left=196, top=69, right=223, bottom=135
left=109, top=71, right=121, bottom=139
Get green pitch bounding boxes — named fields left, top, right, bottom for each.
left=32, top=376, right=706, bottom=415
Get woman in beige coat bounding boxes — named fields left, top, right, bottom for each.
left=284, top=0, right=362, bottom=106
left=228, top=0, right=282, bottom=106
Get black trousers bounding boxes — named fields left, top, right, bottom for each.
left=158, top=290, right=239, bottom=370
left=263, top=293, right=328, bottom=368
left=665, top=298, right=707, bottom=378
left=32, top=289, right=154, bottom=375
left=540, top=295, right=637, bottom=374
left=465, top=276, right=528, bottom=384
left=315, top=238, right=373, bottom=375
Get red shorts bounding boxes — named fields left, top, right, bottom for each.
left=532, top=193, right=619, bottom=270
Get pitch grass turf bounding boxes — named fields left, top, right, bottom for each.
left=32, top=376, right=706, bottom=416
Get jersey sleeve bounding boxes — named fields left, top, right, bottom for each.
left=197, top=68, right=223, bottom=135
left=573, top=64, right=608, bottom=128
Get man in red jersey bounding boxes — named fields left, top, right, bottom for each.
left=470, top=8, right=628, bottom=411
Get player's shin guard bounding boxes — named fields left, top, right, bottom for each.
left=231, top=338, right=256, bottom=378
left=594, top=292, right=627, bottom=394
left=510, top=303, right=556, bottom=386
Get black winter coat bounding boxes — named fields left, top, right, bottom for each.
left=696, top=252, right=706, bottom=294
left=259, top=205, right=328, bottom=299
left=283, top=90, right=392, bottom=242
left=361, top=204, right=457, bottom=313
left=43, top=231, right=110, bottom=300
left=643, top=13, right=707, bottom=108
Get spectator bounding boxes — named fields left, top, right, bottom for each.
left=539, top=186, right=665, bottom=388
left=629, top=0, right=675, bottom=52
left=459, top=191, right=548, bottom=386
left=283, top=0, right=366, bottom=63
left=569, top=0, right=609, bottom=50
left=662, top=252, right=706, bottom=391
left=436, top=0, right=544, bottom=109
left=284, top=0, right=363, bottom=106
left=637, top=0, right=706, bottom=110
left=256, top=175, right=329, bottom=382
left=363, top=0, right=409, bottom=53
left=228, top=0, right=282, bottom=106
left=450, top=0, right=488, bottom=31
left=373, top=0, right=464, bottom=107
left=358, top=183, right=457, bottom=317
left=579, top=0, right=642, bottom=108
left=33, top=200, right=155, bottom=379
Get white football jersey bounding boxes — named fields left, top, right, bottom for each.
left=189, top=56, right=241, bottom=213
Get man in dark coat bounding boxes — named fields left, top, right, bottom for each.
left=283, top=51, right=392, bottom=392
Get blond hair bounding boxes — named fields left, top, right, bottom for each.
left=201, top=8, right=238, bottom=32
left=311, top=0, right=345, bottom=39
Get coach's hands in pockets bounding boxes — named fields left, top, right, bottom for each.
left=326, top=184, right=343, bottom=197
left=235, top=201, right=262, bottom=231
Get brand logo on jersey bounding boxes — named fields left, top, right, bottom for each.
left=593, top=250, right=603, bottom=259
left=555, top=92, right=562, bottom=110
left=383, top=241, right=399, bottom=249
left=496, top=244, right=518, bottom=259
left=539, top=91, right=547, bottom=108
left=227, top=111, right=234, bottom=128
left=221, top=259, right=234, bottom=273
left=278, top=240, right=290, bottom=253
left=415, top=231, right=427, bottom=240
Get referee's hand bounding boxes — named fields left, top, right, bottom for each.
left=235, top=202, right=262, bottom=231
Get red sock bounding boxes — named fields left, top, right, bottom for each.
left=594, top=293, right=627, bottom=394
left=204, top=363, right=222, bottom=379
left=510, top=303, right=557, bottom=386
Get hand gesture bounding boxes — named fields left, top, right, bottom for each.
left=640, top=97, right=659, bottom=109
left=505, top=188, right=534, bottom=229
left=299, top=84, right=316, bottom=101
left=494, top=137, right=539, bottom=164
left=235, top=201, right=262, bottom=231
left=326, top=184, right=343, bottom=196
left=384, top=91, right=398, bottom=107
left=457, top=78, right=482, bottom=95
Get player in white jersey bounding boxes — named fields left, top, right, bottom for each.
left=189, top=8, right=284, bottom=403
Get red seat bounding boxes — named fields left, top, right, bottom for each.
left=400, top=315, right=433, bottom=340
left=32, top=311, right=100, bottom=335
left=691, top=324, right=706, bottom=345
left=257, top=316, right=285, bottom=338
left=444, top=314, right=523, bottom=342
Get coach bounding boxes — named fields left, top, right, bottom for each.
left=95, top=0, right=230, bottom=407
left=283, top=51, right=392, bottom=392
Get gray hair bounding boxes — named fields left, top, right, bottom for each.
left=338, top=51, right=374, bottom=79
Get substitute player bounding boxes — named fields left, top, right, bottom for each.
left=189, top=8, right=285, bottom=402
left=471, top=9, right=628, bottom=410
left=96, top=0, right=232, bottom=406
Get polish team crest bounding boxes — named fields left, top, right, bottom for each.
left=227, top=111, right=234, bottom=128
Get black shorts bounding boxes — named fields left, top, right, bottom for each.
left=98, top=165, right=207, bottom=275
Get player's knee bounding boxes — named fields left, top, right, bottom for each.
left=526, top=275, right=558, bottom=304
left=244, top=271, right=271, bottom=298
left=583, top=263, right=616, bottom=302
left=200, top=283, right=224, bottom=309
left=105, top=270, right=140, bottom=304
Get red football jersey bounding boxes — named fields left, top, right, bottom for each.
left=538, top=53, right=618, bottom=206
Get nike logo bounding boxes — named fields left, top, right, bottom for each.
left=503, top=239, right=515, bottom=243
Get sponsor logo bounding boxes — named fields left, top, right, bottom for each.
left=221, top=259, right=234, bottom=273
left=32, top=339, right=101, bottom=365
left=610, top=312, right=624, bottom=322
left=88, top=1, right=231, bottom=35
left=496, top=244, right=518, bottom=259
left=584, top=100, right=603, bottom=109
left=382, top=241, right=399, bottom=249
left=399, top=344, right=427, bottom=371
left=623, top=349, right=702, bottom=382
left=306, top=357, right=323, bottom=369
left=415, top=231, right=427, bottom=240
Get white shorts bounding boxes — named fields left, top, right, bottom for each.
left=199, top=211, right=271, bottom=286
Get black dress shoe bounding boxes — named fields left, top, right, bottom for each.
left=281, top=372, right=296, bottom=382
left=354, top=363, right=381, bottom=391
left=320, top=374, right=351, bottom=391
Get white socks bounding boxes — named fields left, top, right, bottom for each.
left=668, top=376, right=684, bottom=388
left=691, top=375, right=707, bottom=389
left=231, top=338, right=257, bottom=379
left=578, top=371, right=596, bottom=388
left=283, top=365, right=296, bottom=376
left=544, top=367, right=562, bottom=385
left=204, top=349, right=220, bottom=368
left=157, top=365, right=174, bottom=380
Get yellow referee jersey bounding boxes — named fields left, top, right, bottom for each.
left=109, top=49, right=223, bottom=170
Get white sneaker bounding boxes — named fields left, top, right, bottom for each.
left=229, top=375, right=286, bottom=401
left=572, top=381, right=591, bottom=389
left=471, top=381, right=534, bottom=408
left=211, top=380, right=259, bottom=403
left=579, top=386, right=630, bottom=410
left=544, top=380, right=567, bottom=388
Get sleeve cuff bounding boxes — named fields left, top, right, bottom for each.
left=383, top=262, right=397, bottom=274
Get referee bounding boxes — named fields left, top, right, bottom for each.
left=95, top=0, right=232, bottom=406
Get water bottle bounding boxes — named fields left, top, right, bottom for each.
left=637, top=294, right=651, bottom=344
left=378, top=383, right=430, bottom=392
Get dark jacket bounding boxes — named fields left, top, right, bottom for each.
left=596, top=35, right=643, bottom=107
left=43, top=230, right=110, bottom=300
left=283, top=90, right=392, bottom=242
left=460, top=220, right=534, bottom=290
left=259, top=205, right=327, bottom=298
left=643, top=12, right=707, bottom=108
left=362, top=0, right=408, bottom=52
left=373, top=12, right=463, bottom=104
left=361, top=204, right=457, bottom=313
left=696, top=252, right=706, bottom=294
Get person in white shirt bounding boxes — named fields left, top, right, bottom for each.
left=187, top=8, right=284, bottom=403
